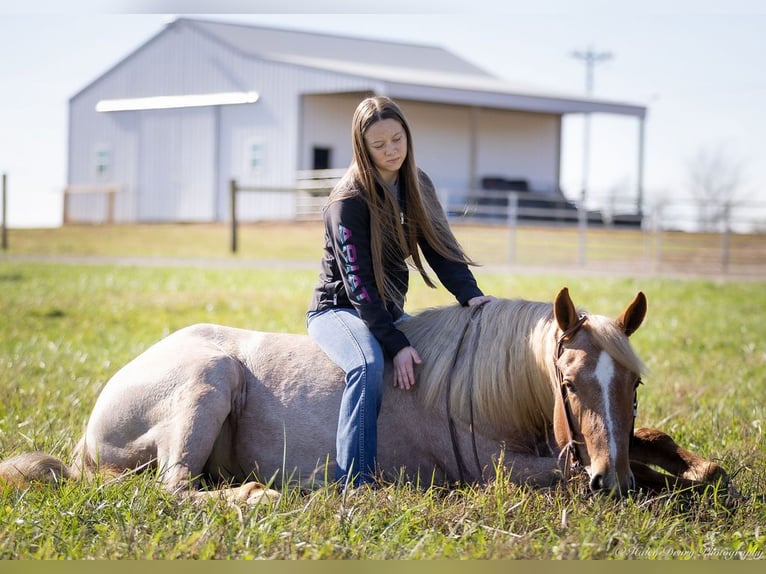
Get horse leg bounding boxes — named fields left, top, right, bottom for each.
left=629, top=460, right=708, bottom=493
left=154, top=398, right=280, bottom=506
left=630, top=427, right=729, bottom=491
left=148, top=359, right=280, bottom=505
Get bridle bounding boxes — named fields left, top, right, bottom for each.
left=554, top=314, right=588, bottom=477
left=446, top=305, right=640, bottom=486
left=554, top=314, right=640, bottom=479
left=445, top=303, right=485, bottom=485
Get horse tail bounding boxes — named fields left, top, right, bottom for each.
left=0, top=436, right=91, bottom=488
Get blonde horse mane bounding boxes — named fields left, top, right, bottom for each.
left=402, top=299, right=646, bottom=443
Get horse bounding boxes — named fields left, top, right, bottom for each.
left=0, top=287, right=729, bottom=503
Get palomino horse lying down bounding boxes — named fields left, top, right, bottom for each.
left=0, top=288, right=728, bottom=503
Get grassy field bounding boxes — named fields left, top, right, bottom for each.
left=0, top=224, right=765, bottom=559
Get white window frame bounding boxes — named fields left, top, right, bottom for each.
left=245, top=138, right=265, bottom=177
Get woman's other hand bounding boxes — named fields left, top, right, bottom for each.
left=393, top=346, right=422, bottom=390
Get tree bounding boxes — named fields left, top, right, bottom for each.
left=686, top=146, right=744, bottom=232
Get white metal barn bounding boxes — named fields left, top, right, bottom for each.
left=66, top=17, right=646, bottom=224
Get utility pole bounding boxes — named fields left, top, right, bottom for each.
left=571, top=46, right=612, bottom=264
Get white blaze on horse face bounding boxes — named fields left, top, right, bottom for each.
left=595, top=351, right=617, bottom=464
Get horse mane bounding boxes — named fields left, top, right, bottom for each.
left=402, top=299, right=560, bottom=442
left=402, top=299, right=646, bottom=443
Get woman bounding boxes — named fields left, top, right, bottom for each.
left=307, top=96, right=493, bottom=487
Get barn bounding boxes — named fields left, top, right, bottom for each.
left=65, top=17, right=646, bottom=224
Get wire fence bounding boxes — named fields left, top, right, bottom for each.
left=228, top=178, right=766, bottom=278
left=442, top=188, right=766, bottom=277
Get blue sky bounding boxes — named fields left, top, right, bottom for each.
left=1, top=0, right=764, bottom=227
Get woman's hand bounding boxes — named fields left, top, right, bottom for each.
left=393, top=346, right=422, bottom=390
left=467, top=295, right=496, bottom=307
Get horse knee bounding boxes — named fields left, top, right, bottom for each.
left=158, top=463, right=197, bottom=492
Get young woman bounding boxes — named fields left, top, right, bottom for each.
left=307, top=96, right=494, bottom=487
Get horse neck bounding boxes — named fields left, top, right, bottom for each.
left=426, top=301, right=561, bottom=444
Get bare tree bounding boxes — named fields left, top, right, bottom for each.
left=686, top=146, right=744, bottom=232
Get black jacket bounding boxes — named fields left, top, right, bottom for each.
left=308, top=172, right=483, bottom=358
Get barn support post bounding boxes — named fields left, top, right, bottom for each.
left=636, top=116, right=646, bottom=219
left=1, top=173, right=7, bottom=250
left=468, top=106, right=479, bottom=202
left=230, top=178, right=238, bottom=253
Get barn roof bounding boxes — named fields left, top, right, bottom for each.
left=77, top=17, right=647, bottom=119
left=182, top=18, right=646, bottom=118
left=184, top=18, right=489, bottom=77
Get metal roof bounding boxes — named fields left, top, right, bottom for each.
left=78, top=17, right=647, bottom=119
left=181, top=18, right=491, bottom=77
left=181, top=18, right=646, bottom=118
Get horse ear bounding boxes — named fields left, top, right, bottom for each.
left=554, top=287, right=579, bottom=332
left=617, top=291, right=647, bottom=336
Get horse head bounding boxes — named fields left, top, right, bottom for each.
left=552, top=287, right=647, bottom=496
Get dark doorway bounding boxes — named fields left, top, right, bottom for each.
left=312, top=147, right=332, bottom=170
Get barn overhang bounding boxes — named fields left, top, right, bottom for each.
left=274, top=53, right=647, bottom=119
left=380, top=81, right=646, bottom=118
left=303, top=77, right=647, bottom=215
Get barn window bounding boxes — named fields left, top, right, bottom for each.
left=94, top=146, right=111, bottom=179
left=246, top=140, right=265, bottom=175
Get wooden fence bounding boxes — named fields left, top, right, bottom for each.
left=229, top=169, right=344, bottom=252
left=63, top=184, right=121, bottom=224
left=227, top=172, right=764, bottom=276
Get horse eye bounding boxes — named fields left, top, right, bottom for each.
left=563, top=379, right=576, bottom=393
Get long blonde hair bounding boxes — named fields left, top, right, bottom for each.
left=330, top=96, right=475, bottom=307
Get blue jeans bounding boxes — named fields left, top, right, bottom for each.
left=307, top=307, right=389, bottom=487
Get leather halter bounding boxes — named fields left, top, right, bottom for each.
left=554, top=314, right=588, bottom=477
left=554, top=314, right=640, bottom=479
left=446, top=304, right=485, bottom=484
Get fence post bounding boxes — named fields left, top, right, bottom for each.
left=577, top=202, right=587, bottom=266
left=653, top=203, right=663, bottom=273
left=2, top=173, right=7, bottom=250
left=230, top=178, right=238, bottom=253
left=507, top=191, right=518, bottom=264
left=721, top=203, right=731, bottom=273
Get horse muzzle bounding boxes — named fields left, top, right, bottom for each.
left=587, top=465, right=635, bottom=497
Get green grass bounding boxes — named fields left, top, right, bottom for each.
left=1, top=224, right=765, bottom=559
left=4, top=222, right=765, bottom=276
left=1, top=222, right=325, bottom=261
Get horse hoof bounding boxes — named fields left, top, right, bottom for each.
left=684, top=461, right=728, bottom=485
left=237, top=482, right=281, bottom=505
